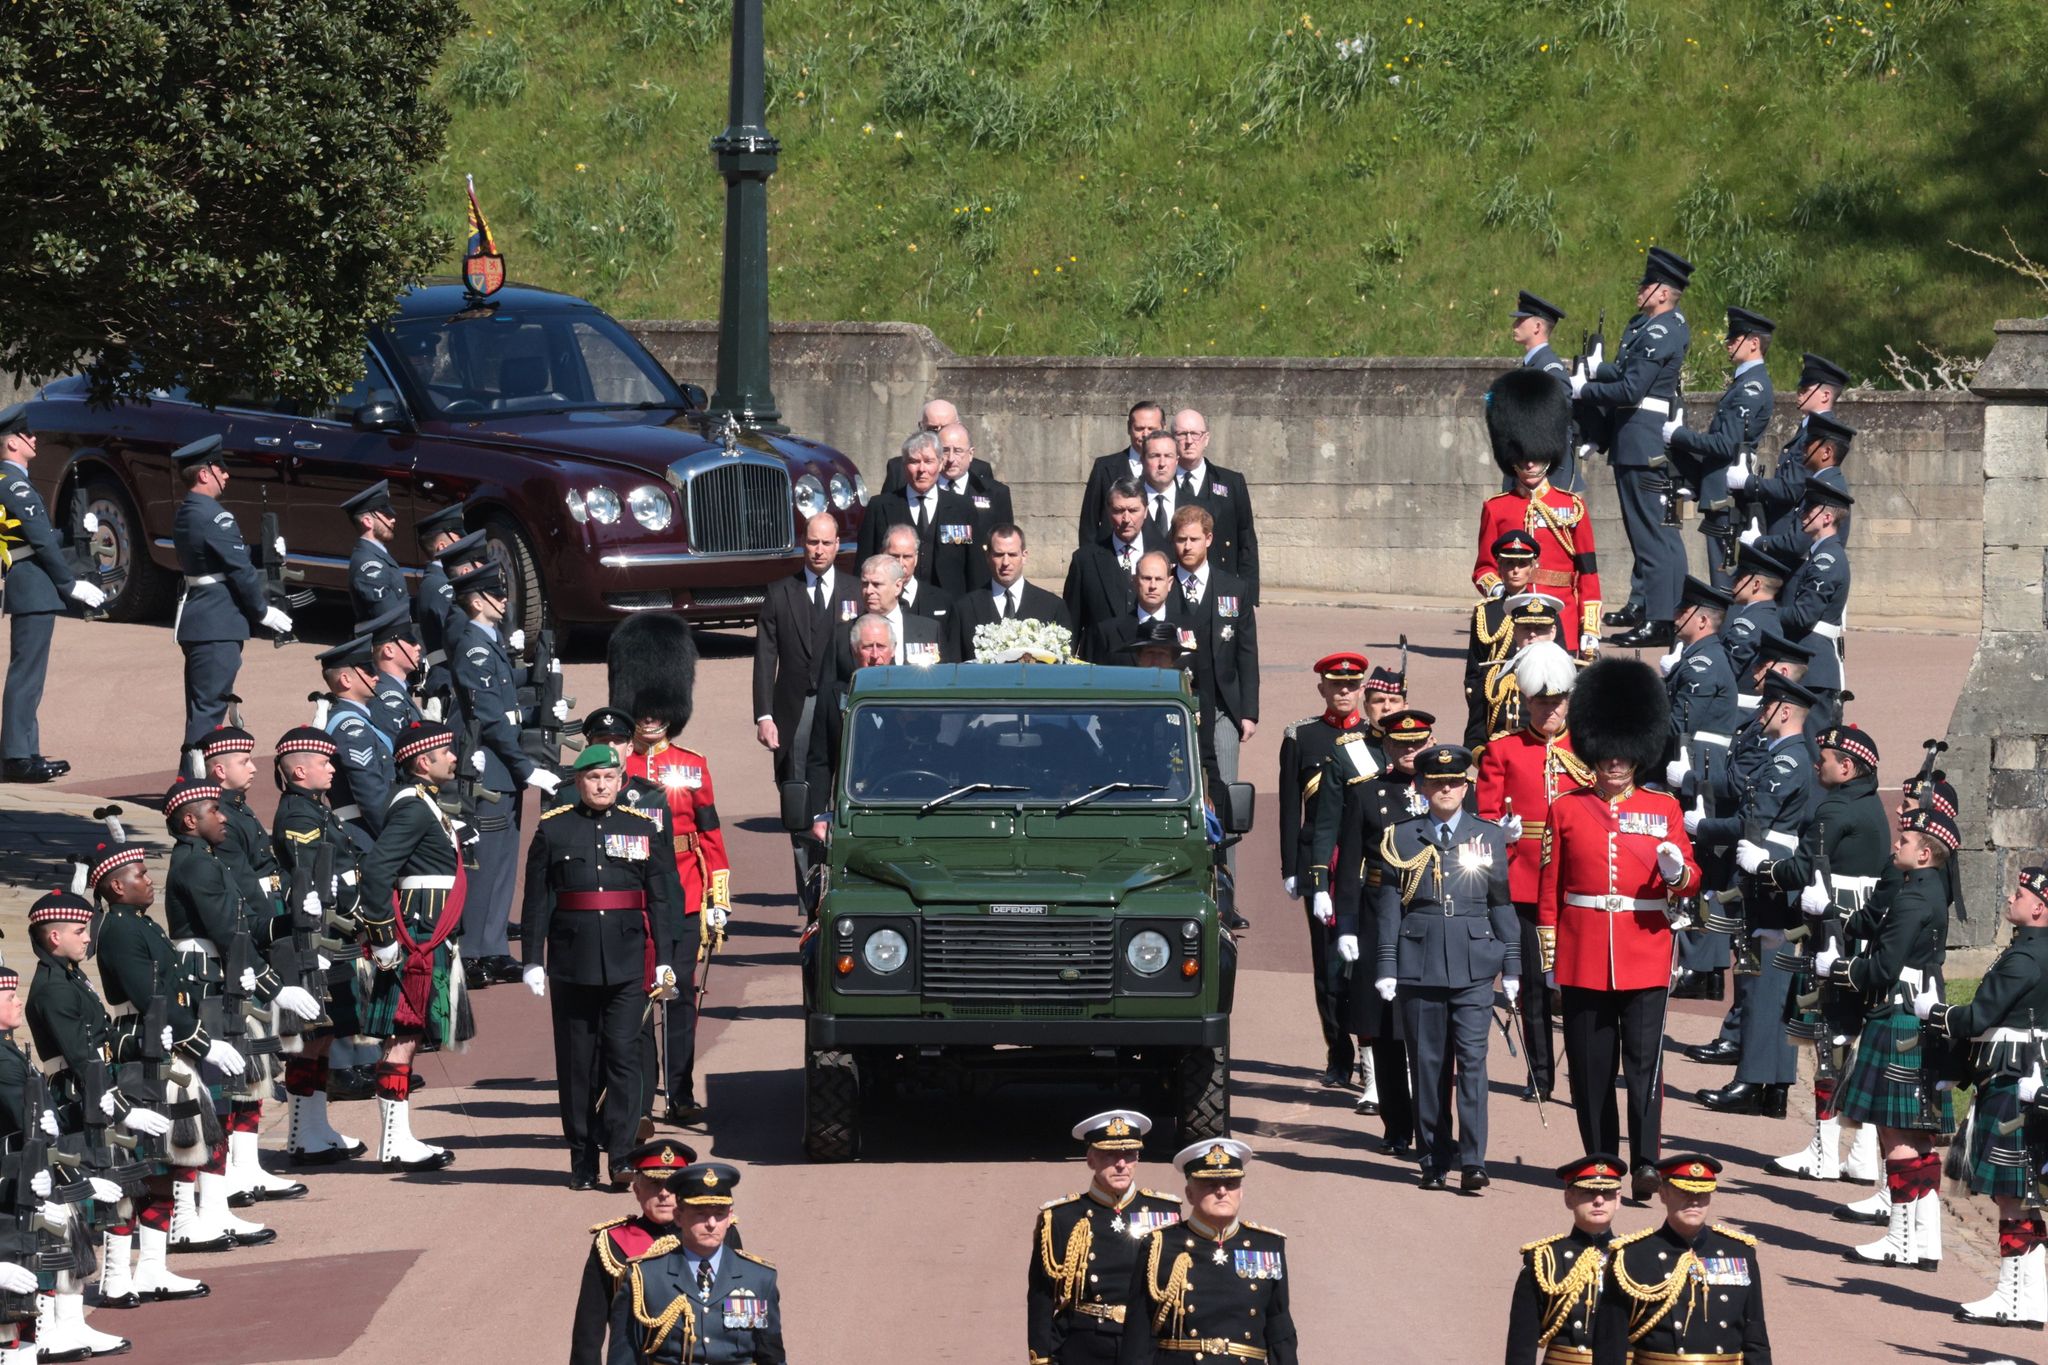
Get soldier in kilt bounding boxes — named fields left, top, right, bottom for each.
left=84, top=821, right=231, bottom=1300
left=1921, top=865, right=2048, bottom=1328
left=0, top=963, right=44, bottom=1364
left=1822, top=807, right=1956, bottom=1273
left=357, top=721, right=470, bottom=1172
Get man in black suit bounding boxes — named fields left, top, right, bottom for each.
left=1167, top=505, right=1258, bottom=786
left=858, top=430, right=987, bottom=595
left=1078, top=400, right=1165, bottom=545
left=1136, top=430, right=1182, bottom=547
left=947, top=525, right=1072, bottom=661
left=882, top=523, right=956, bottom=623
left=1063, top=477, right=1158, bottom=656
left=804, top=612, right=897, bottom=843
left=1169, top=408, right=1261, bottom=604
left=936, top=422, right=1013, bottom=556
left=880, top=398, right=979, bottom=494
left=752, top=512, right=862, bottom=904
left=823, top=555, right=948, bottom=685
left=1087, top=549, right=1176, bottom=664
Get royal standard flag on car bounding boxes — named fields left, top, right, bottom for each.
left=463, top=174, right=505, bottom=297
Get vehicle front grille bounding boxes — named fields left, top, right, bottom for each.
left=686, top=461, right=793, bottom=555
left=921, top=917, right=1116, bottom=1002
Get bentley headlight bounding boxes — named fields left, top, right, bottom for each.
left=862, top=928, right=908, bottom=975
left=853, top=471, right=870, bottom=505
left=1126, top=930, right=1171, bottom=976
left=794, top=474, right=825, bottom=521
left=584, top=487, right=621, bottom=525
left=828, top=472, right=853, bottom=510
left=628, top=484, right=673, bottom=531
left=565, top=489, right=588, bottom=524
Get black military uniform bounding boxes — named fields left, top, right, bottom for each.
left=1117, top=1140, right=1295, bottom=1365
left=0, top=402, right=95, bottom=782
left=1464, top=532, right=1540, bottom=744
left=1467, top=595, right=1561, bottom=753
left=601, top=1158, right=784, bottom=1365
left=169, top=435, right=285, bottom=747
left=272, top=729, right=370, bottom=1043
left=522, top=746, right=683, bottom=1189
left=1592, top=1155, right=1770, bottom=1364
left=411, top=503, right=468, bottom=675
left=342, top=480, right=406, bottom=624
left=191, top=726, right=287, bottom=919
left=24, top=892, right=132, bottom=1130
left=1664, top=309, right=1775, bottom=589
left=1505, top=1153, right=1624, bottom=1365
left=1029, top=1111, right=1181, bottom=1365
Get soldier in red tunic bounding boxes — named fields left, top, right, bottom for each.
left=1473, top=369, right=1604, bottom=655
left=1477, top=641, right=1591, bottom=1104
left=1538, top=658, right=1699, bottom=1201
left=609, top=614, right=731, bottom=1128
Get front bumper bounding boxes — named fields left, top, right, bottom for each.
left=806, top=1013, right=1230, bottom=1048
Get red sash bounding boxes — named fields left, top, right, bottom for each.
left=391, top=860, right=468, bottom=1032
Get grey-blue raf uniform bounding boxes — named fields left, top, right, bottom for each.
left=602, top=1161, right=784, bottom=1364
left=1776, top=471, right=1852, bottom=711
left=0, top=404, right=84, bottom=766
left=447, top=564, right=537, bottom=961
left=1751, top=410, right=1851, bottom=567
left=1509, top=292, right=1582, bottom=494
left=343, top=478, right=407, bottom=623
left=410, top=504, right=466, bottom=668
left=1371, top=745, right=1518, bottom=1182
left=1666, top=581, right=1740, bottom=973
left=170, top=436, right=273, bottom=745
left=361, top=602, right=424, bottom=742
left=320, top=636, right=393, bottom=850
left=1579, top=249, right=1691, bottom=623
left=1666, top=308, right=1775, bottom=589
left=1719, top=542, right=1795, bottom=683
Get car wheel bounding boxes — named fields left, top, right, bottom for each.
left=801, top=1048, right=860, bottom=1162
left=72, top=474, right=175, bottom=623
left=482, top=515, right=547, bottom=636
left=1173, top=1045, right=1230, bottom=1145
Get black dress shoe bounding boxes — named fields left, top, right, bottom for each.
left=143, top=1280, right=209, bottom=1302
left=1520, top=1085, right=1553, bottom=1104
left=35, top=754, right=69, bottom=776
left=0, top=757, right=59, bottom=783
left=1460, top=1166, right=1489, bottom=1195
left=1631, top=1165, right=1660, bottom=1203
left=229, top=1227, right=279, bottom=1248
left=1686, top=1039, right=1741, bottom=1065
left=1699, top=1081, right=1789, bottom=1117
left=1603, top=604, right=1645, bottom=628
left=1833, top=1204, right=1890, bottom=1226
left=463, top=962, right=493, bottom=991
left=285, top=1139, right=365, bottom=1167
left=382, top=1148, right=456, bottom=1173
left=1608, top=622, right=1676, bottom=649
left=1354, top=1096, right=1380, bottom=1116
left=664, top=1100, right=708, bottom=1127
left=489, top=955, right=527, bottom=985
left=1670, top=970, right=1726, bottom=1001
left=1417, top=1169, right=1447, bottom=1191
left=1316, top=1068, right=1348, bottom=1088
left=569, top=1174, right=596, bottom=1191
left=1380, top=1137, right=1413, bottom=1158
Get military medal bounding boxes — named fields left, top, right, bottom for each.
left=1111, top=1214, right=1125, bottom=1233
left=1212, top=1244, right=1228, bottom=1266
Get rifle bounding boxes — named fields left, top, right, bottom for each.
left=0, top=1074, right=82, bottom=1309
left=219, top=930, right=284, bottom=1071
left=1781, top=820, right=1841, bottom=1032
left=1724, top=813, right=1769, bottom=975
left=251, top=488, right=314, bottom=648
left=450, top=704, right=502, bottom=871
left=275, top=838, right=353, bottom=1037
left=1569, top=309, right=1613, bottom=458
left=62, top=498, right=124, bottom=621
left=515, top=627, right=573, bottom=772
left=68, top=1061, right=151, bottom=1199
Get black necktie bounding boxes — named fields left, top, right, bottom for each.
left=1002, top=589, right=1016, bottom=619
left=912, top=499, right=926, bottom=532
left=810, top=577, right=825, bottom=611
left=697, top=1259, right=714, bottom=1301
left=1151, top=494, right=1167, bottom=530
left=1437, top=822, right=1452, bottom=846
left=1178, top=472, right=1194, bottom=497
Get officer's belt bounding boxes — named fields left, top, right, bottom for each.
left=1979, top=1027, right=2048, bottom=1045
left=1632, top=1353, right=1741, bottom=1364
left=1629, top=397, right=1673, bottom=417
left=183, top=574, right=224, bottom=587
left=1735, top=694, right=1760, bottom=710
left=399, top=875, right=456, bottom=891
left=1072, top=1302, right=1126, bottom=1324
left=331, top=804, right=362, bottom=822
left=174, top=937, right=220, bottom=962
left=1158, top=1341, right=1266, bottom=1360
left=1811, top=621, right=1843, bottom=641
left=1541, top=1347, right=1593, bottom=1365
left=1534, top=569, right=1575, bottom=588
left=1833, top=874, right=1879, bottom=893
left=556, top=891, right=646, bottom=913
left=1694, top=732, right=1730, bottom=748
left=1564, top=894, right=1668, bottom=913
left=676, top=830, right=701, bottom=852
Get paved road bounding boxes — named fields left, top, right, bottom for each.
left=12, top=602, right=2021, bottom=1363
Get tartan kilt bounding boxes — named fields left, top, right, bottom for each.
left=1837, top=1009, right=1954, bottom=1134
left=355, top=940, right=476, bottom=1050
left=1950, top=1075, right=2040, bottom=1200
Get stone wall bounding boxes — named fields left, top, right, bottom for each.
left=630, top=321, right=1985, bottom=623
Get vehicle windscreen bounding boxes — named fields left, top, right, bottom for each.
left=842, top=701, right=1196, bottom=806
left=386, top=307, right=684, bottom=418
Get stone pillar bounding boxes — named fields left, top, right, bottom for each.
left=1948, top=319, right=2048, bottom=947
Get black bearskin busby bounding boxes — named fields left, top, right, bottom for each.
left=1486, top=367, right=1570, bottom=480
left=1567, top=657, right=1669, bottom=778
left=607, top=613, right=698, bottom=739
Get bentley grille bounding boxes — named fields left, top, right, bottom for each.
left=687, top=461, right=793, bottom=555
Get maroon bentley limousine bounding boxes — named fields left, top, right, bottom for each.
left=20, top=282, right=866, bottom=633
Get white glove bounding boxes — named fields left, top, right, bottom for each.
left=161, top=1026, right=173, bottom=1051
left=88, top=1177, right=124, bottom=1205
left=1336, top=935, right=1360, bottom=964
left=705, top=904, right=730, bottom=932
left=260, top=605, right=294, bottom=635
left=1282, top=876, right=1299, bottom=901
left=1587, top=341, right=1603, bottom=372
left=1727, top=463, right=1751, bottom=491
left=119, top=1108, right=172, bottom=1138
left=236, top=967, right=255, bottom=994
left=1569, top=370, right=1588, bottom=398
left=275, top=985, right=320, bottom=1021
left=1312, top=891, right=1335, bottom=927
left=30, top=1170, right=51, bottom=1199
left=1657, top=649, right=1682, bottom=677
left=273, top=535, right=287, bottom=559
left=508, top=628, right=526, bottom=654
left=0, top=1263, right=36, bottom=1295
left=37, top=1203, right=65, bottom=1230
left=1655, top=841, right=1685, bottom=882
left=552, top=698, right=570, bottom=723
left=1374, top=976, right=1398, bottom=1002
left=1682, top=804, right=1703, bottom=836
left=1799, top=878, right=1831, bottom=915
left=1734, top=840, right=1768, bottom=874
left=1813, top=947, right=1840, bottom=977
left=1911, top=977, right=1940, bottom=1020
left=38, top=1109, right=57, bottom=1138
left=523, top=964, right=546, bottom=998
left=68, top=580, right=106, bottom=609
left=1501, top=812, right=1524, bottom=842
left=469, top=750, right=486, bottom=775
left=302, top=891, right=322, bottom=917
left=1738, top=526, right=1762, bottom=548
left=526, top=768, right=561, bottom=796
left=317, top=953, right=332, bottom=971
left=1660, top=417, right=1681, bottom=444
left=653, top=964, right=680, bottom=1002
left=2023, top=1071, right=2044, bottom=1106
left=1664, top=757, right=1688, bottom=788
left=205, top=1038, right=247, bottom=1077
left=373, top=941, right=402, bottom=968
left=98, top=1088, right=117, bottom=1118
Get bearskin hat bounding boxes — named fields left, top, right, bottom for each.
left=1567, top=657, right=1669, bottom=777
left=607, top=613, right=698, bottom=738
left=1485, top=367, right=1570, bottom=480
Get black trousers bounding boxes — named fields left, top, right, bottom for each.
left=1, top=611, right=53, bottom=761
left=1373, top=1035, right=1415, bottom=1147
left=1560, top=984, right=1668, bottom=1171
left=550, top=977, right=644, bottom=1175
left=1515, top=908, right=1554, bottom=1093
left=1305, top=907, right=1354, bottom=1076
left=640, top=954, right=700, bottom=1110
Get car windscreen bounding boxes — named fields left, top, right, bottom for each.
left=842, top=701, right=1196, bottom=807
left=386, top=307, right=684, bottom=418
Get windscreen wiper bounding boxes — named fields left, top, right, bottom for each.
left=919, top=782, right=1026, bottom=815
left=1057, top=782, right=1166, bottom=815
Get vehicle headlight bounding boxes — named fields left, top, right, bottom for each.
left=584, top=487, right=621, bottom=525
left=853, top=471, right=870, bottom=505
left=1126, top=930, right=1171, bottom=976
left=628, top=484, right=673, bottom=531
left=794, top=474, right=825, bottom=521
left=828, top=472, right=852, bottom=510
left=565, top=489, right=588, bottom=524
left=862, top=928, right=908, bottom=975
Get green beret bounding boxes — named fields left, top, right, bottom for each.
left=573, top=745, right=621, bottom=771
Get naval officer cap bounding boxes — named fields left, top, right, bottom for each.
left=1511, top=291, right=1566, bottom=325
left=340, top=480, right=395, bottom=520
left=171, top=434, right=226, bottom=469
left=1073, top=1110, right=1151, bottom=1151
left=1640, top=246, right=1694, bottom=291
left=1173, top=1138, right=1254, bottom=1180
left=1503, top=592, right=1565, bottom=628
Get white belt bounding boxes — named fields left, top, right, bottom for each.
left=1812, top=621, right=1843, bottom=641
left=1736, top=694, right=1760, bottom=710
left=1695, top=732, right=1730, bottom=748
left=183, top=574, right=223, bottom=587
left=1896, top=966, right=1930, bottom=992
left=332, top=804, right=363, bottom=821
left=507, top=709, right=522, bottom=725
left=1565, top=893, right=1668, bottom=913
left=1979, top=1028, right=2048, bottom=1045
left=425, top=649, right=447, bottom=667
left=341, top=869, right=359, bottom=886
left=1833, top=874, right=1879, bottom=893
left=1634, top=397, right=1672, bottom=416
left=399, top=875, right=456, bottom=891
left=174, top=937, right=220, bottom=961
left=1764, top=830, right=1798, bottom=851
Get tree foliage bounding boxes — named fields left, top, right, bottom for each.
left=0, top=0, right=463, bottom=406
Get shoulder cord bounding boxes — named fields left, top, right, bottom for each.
left=627, top=1245, right=697, bottom=1361
left=1145, top=1231, right=1194, bottom=1339
left=1548, top=741, right=1594, bottom=793
left=1527, top=492, right=1579, bottom=559
left=1474, top=602, right=1512, bottom=655
left=1614, top=1247, right=1705, bottom=1343
left=1040, top=1208, right=1091, bottom=1310
left=1532, top=1243, right=1606, bottom=1347
left=1381, top=825, right=1443, bottom=907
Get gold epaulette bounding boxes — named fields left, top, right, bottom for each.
left=734, top=1249, right=775, bottom=1270
left=1711, top=1223, right=1757, bottom=1246
left=1139, top=1188, right=1178, bottom=1202
left=1520, top=1230, right=1570, bottom=1254
left=539, top=803, right=574, bottom=821
left=1609, top=1227, right=1657, bottom=1249
left=1041, top=1193, right=1081, bottom=1211
left=1243, top=1221, right=1285, bottom=1237
left=636, top=1234, right=680, bottom=1263
left=590, top=1215, right=631, bottom=1234
left=591, top=1218, right=635, bottom=1278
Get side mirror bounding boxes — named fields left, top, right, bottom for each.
left=354, top=400, right=411, bottom=433
left=779, top=780, right=813, bottom=833
left=1223, top=782, right=1255, bottom=835
left=680, top=383, right=708, bottom=410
